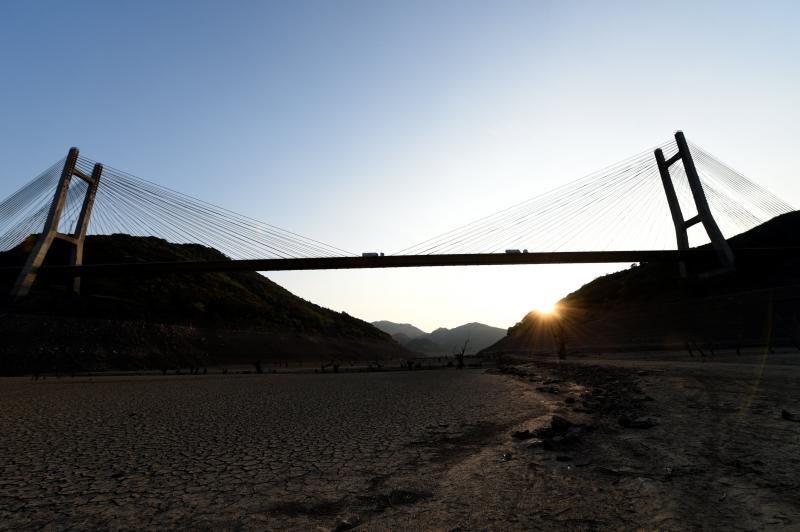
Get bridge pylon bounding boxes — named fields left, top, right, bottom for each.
left=10, top=147, right=102, bottom=299
left=655, top=131, right=734, bottom=277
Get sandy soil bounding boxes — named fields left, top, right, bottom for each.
left=2, top=354, right=800, bottom=530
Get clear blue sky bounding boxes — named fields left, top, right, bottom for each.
left=2, top=1, right=799, bottom=330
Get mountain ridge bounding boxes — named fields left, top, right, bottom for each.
left=373, top=320, right=506, bottom=354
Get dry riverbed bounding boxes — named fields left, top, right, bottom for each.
left=1, top=355, right=800, bottom=530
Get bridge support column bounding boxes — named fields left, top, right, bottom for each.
left=655, top=131, right=734, bottom=277
left=10, top=147, right=103, bottom=299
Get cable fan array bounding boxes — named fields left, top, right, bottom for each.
left=395, top=139, right=793, bottom=255
left=0, top=158, right=66, bottom=252
left=0, top=137, right=794, bottom=260
left=0, top=156, right=351, bottom=259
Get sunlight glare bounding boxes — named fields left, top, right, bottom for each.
left=533, top=300, right=560, bottom=316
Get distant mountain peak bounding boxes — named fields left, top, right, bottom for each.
left=375, top=320, right=506, bottom=355
left=371, top=321, right=427, bottom=339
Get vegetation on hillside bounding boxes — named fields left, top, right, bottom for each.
left=1, top=234, right=388, bottom=339
left=0, top=234, right=406, bottom=373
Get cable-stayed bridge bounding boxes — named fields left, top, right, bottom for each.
left=0, top=131, right=796, bottom=298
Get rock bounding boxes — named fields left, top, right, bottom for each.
left=550, top=415, right=574, bottom=433
left=502, top=452, right=513, bottom=462
left=536, top=385, right=560, bottom=394
left=562, top=426, right=583, bottom=444
left=542, top=436, right=562, bottom=451
left=781, top=409, right=799, bottom=422
left=531, top=415, right=589, bottom=450
left=512, top=430, right=533, bottom=440
left=388, top=489, right=430, bottom=505
left=535, top=415, right=576, bottom=438
left=332, top=516, right=361, bottom=532
left=619, top=415, right=658, bottom=429
left=565, top=397, right=576, bottom=404
left=556, top=455, right=572, bottom=462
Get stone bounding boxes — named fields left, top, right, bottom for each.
left=512, top=430, right=533, bottom=440
left=332, top=516, right=361, bottom=532
left=619, top=415, right=658, bottom=429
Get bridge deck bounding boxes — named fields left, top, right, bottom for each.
left=1, top=248, right=798, bottom=278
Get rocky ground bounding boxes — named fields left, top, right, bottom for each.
left=1, top=353, right=800, bottom=530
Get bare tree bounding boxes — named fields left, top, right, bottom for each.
left=455, top=336, right=470, bottom=369
left=554, top=320, right=567, bottom=359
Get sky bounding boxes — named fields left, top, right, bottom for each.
left=2, top=1, right=800, bottom=331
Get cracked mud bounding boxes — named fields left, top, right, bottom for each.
left=0, top=370, right=542, bottom=530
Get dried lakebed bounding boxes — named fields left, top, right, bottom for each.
left=0, top=370, right=545, bottom=530
left=3, top=359, right=800, bottom=530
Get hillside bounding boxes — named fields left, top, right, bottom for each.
left=428, top=323, right=507, bottom=354
left=0, top=234, right=408, bottom=373
left=374, top=320, right=506, bottom=354
left=486, top=211, right=800, bottom=355
left=371, top=321, right=426, bottom=339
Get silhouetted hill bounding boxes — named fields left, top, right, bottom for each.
left=0, top=234, right=408, bottom=373
left=372, top=321, right=426, bottom=339
left=428, top=323, right=506, bottom=354
left=486, top=212, right=800, bottom=355
left=374, top=320, right=506, bottom=354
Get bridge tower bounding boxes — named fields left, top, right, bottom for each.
left=655, top=131, right=734, bottom=277
left=10, top=147, right=103, bottom=299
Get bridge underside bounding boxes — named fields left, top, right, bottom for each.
left=2, top=248, right=798, bottom=279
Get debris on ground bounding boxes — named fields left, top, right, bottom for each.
left=618, top=415, right=659, bottom=429
left=781, top=409, right=799, bottom=422
left=533, top=415, right=579, bottom=438
left=512, top=429, right=533, bottom=440
left=332, top=516, right=361, bottom=532
left=528, top=415, right=588, bottom=450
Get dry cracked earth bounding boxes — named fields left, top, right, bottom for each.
left=0, top=370, right=545, bottom=530
left=3, top=357, right=800, bottom=530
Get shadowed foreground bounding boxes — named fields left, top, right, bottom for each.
left=3, top=357, right=800, bottom=530
left=0, top=370, right=543, bottom=530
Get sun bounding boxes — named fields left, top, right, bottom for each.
left=533, top=300, right=560, bottom=316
